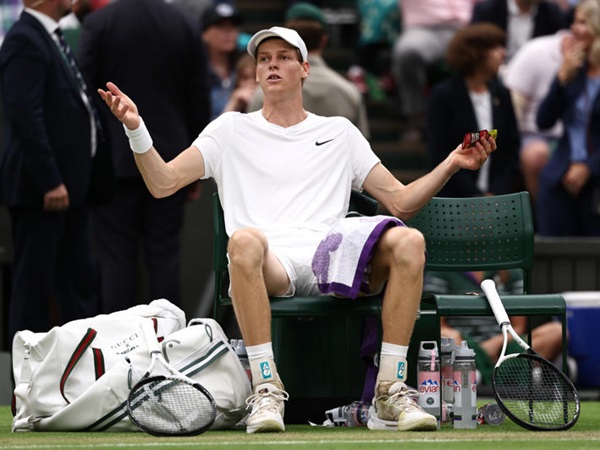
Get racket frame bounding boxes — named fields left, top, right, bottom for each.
left=480, top=279, right=581, bottom=431
left=126, top=319, right=217, bottom=436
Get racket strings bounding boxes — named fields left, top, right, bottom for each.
left=129, top=377, right=215, bottom=435
left=494, top=355, right=578, bottom=428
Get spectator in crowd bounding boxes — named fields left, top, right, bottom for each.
left=0, top=0, right=111, bottom=339
left=503, top=29, right=572, bottom=202
left=390, top=0, right=478, bottom=144
left=170, top=0, right=213, bottom=27
left=423, top=270, right=564, bottom=385
left=201, top=2, right=243, bottom=120
left=536, top=0, right=600, bottom=236
left=471, top=0, right=567, bottom=62
left=248, top=2, right=370, bottom=138
left=426, top=23, right=522, bottom=198
left=97, top=25, right=496, bottom=434
left=77, top=0, right=211, bottom=312
left=58, top=0, right=110, bottom=53
left=223, top=53, right=259, bottom=113
left=347, top=0, right=400, bottom=99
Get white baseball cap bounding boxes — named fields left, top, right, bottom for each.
left=247, top=26, right=308, bottom=62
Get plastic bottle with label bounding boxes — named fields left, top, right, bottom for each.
left=344, top=400, right=371, bottom=427
left=453, top=340, right=477, bottom=429
left=440, top=336, right=456, bottom=423
left=477, top=402, right=505, bottom=425
left=324, top=400, right=371, bottom=427
left=417, top=340, right=441, bottom=428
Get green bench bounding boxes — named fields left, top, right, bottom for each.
left=212, top=191, right=567, bottom=421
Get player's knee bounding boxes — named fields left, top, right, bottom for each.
left=228, top=228, right=267, bottom=268
left=389, top=227, right=426, bottom=269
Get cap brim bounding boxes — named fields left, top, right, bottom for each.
left=247, top=30, right=281, bottom=58
left=247, top=27, right=308, bottom=62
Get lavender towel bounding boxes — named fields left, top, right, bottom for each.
left=311, top=215, right=405, bottom=298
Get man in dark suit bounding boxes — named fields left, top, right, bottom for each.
left=0, top=0, right=111, bottom=340
left=471, top=0, right=567, bottom=60
left=77, top=0, right=210, bottom=313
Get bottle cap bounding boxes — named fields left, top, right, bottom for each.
left=441, top=337, right=456, bottom=353
left=418, top=340, right=439, bottom=361
left=454, top=340, right=475, bottom=361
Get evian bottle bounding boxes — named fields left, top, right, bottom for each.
left=417, top=341, right=441, bottom=428
left=453, top=340, right=477, bottom=429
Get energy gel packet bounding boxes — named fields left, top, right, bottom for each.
left=462, top=129, right=498, bottom=148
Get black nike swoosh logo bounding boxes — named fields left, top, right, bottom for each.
left=315, top=139, right=334, bottom=146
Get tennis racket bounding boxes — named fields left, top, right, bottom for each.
left=126, top=319, right=217, bottom=436
left=480, top=279, right=580, bottom=431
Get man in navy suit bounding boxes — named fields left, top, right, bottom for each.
left=0, top=0, right=111, bottom=341
left=77, top=0, right=210, bottom=312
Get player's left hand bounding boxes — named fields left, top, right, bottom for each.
left=451, top=136, right=496, bottom=171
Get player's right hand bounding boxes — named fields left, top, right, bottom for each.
left=97, top=82, right=140, bottom=130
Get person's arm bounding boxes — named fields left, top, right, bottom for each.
left=363, top=137, right=496, bottom=221
left=537, top=39, right=585, bottom=130
left=98, top=82, right=205, bottom=198
left=510, top=89, right=530, bottom=130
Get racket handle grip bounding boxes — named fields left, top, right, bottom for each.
left=140, top=318, right=161, bottom=354
left=480, top=279, right=510, bottom=325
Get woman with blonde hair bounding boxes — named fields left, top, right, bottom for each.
left=536, top=0, right=600, bottom=236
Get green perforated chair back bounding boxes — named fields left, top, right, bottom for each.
left=405, top=192, right=535, bottom=293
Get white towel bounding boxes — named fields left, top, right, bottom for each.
left=311, top=215, right=405, bottom=298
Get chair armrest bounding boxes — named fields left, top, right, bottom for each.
left=420, top=294, right=566, bottom=316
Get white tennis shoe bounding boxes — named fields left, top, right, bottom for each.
left=367, top=381, right=438, bottom=431
left=245, top=381, right=289, bottom=434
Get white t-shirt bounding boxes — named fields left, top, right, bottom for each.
left=193, top=111, right=381, bottom=248
left=506, top=0, right=536, bottom=60
left=503, top=31, right=567, bottom=137
left=469, top=90, right=493, bottom=194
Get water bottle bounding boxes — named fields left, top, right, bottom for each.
left=325, top=401, right=371, bottom=427
left=417, top=341, right=441, bottom=428
left=477, top=403, right=505, bottom=425
left=344, top=400, right=371, bottom=427
left=440, top=337, right=456, bottom=422
left=453, top=341, right=477, bottom=429
left=231, top=339, right=252, bottom=381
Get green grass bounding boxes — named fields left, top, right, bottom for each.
left=0, top=402, right=599, bottom=450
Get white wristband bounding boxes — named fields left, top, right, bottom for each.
left=123, top=116, right=153, bottom=154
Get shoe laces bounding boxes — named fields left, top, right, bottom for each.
left=377, top=382, right=422, bottom=413
left=246, top=384, right=289, bottom=414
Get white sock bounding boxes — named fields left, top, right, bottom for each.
left=246, top=342, right=274, bottom=361
left=380, top=342, right=409, bottom=358
left=377, top=342, right=409, bottom=384
left=247, top=342, right=279, bottom=386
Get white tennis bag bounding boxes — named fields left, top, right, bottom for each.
left=11, top=299, right=251, bottom=432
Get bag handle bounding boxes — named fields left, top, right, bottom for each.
left=59, top=328, right=97, bottom=404
left=58, top=318, right=161, bottom=404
